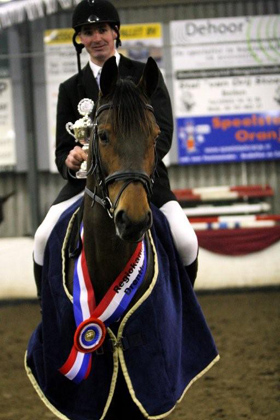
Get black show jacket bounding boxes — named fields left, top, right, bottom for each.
left=55, top=55, right=176, bottom=207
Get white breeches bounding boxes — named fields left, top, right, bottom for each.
left=160, top=200, right=198, bottom=266
left=33, top=192, right=84, bottom=266
left=34, top=195, right=198, bottom=268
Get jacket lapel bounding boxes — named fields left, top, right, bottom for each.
left=80, top=63, right=99, bottom=103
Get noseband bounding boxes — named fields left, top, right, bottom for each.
left=85, top=102, right=156, bottom=218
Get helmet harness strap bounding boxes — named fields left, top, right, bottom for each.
left=72, top=32, right=84, bottom=75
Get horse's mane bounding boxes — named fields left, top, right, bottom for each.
left=106, top=78, right=154, bottom=140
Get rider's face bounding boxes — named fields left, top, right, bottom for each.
left=78, top=23, right=117, bottom=66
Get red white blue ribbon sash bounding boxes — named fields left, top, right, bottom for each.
left=59, top=224, right=147, bottom=384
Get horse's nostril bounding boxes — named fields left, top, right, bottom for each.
left=115, top=210, right=128, bottom=227
left=115, top=209, right=152, bottom=241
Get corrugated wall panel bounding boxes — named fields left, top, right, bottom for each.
left=0, top=0, right=279, bottom=237
left=0, top=173, right=31, bottom=237
left=0, top=172, right=66, bottom=237
left=37, top=173, right=66, bottom=218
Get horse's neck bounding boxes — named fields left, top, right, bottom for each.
left=82, top=195, right=139, bottom=304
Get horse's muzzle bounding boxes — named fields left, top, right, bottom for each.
left=115, top=209, right=153, bottom=242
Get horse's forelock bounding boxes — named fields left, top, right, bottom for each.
left=110, top=78, right=153, bottom=139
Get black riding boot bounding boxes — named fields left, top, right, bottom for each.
left=185, top=257, right=198, bottom=287
left=33, top=259, right=43, bottom=308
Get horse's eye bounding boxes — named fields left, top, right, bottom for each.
left=98, top=131, right=109, bottom=144
left=154, top=131, right=160, bottom=143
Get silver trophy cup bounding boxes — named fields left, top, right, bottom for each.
left=65, top=98, right=94, bottom=179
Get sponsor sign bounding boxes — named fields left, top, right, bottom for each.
left=119, top=23, right=164, bottom=69
left=44, top=29, right=88, bottom=172
left=0, top=75, right=16, bottom=169
left=170, top=15, right=280, bottom=164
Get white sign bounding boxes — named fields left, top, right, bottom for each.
left=170, top=15, right=280, bottom=165
left=0, top=78, right=16, bottom=169
left=119, top=23, right=164, bottom=69
left=44, top=28, right=88, bottom=172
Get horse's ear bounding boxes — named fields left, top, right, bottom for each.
left=138, top=57, right=159, bottom=98
left=100, top=56, right=118, bottom=97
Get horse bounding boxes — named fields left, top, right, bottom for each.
left=25, top=57, right=219, bottom=420
left=66, top=56, right=159, bottom=306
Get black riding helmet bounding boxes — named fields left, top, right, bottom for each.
left=72, top=0, right=121, bottom=57
left=72, top=0, right=121, bottom=73
left=73, top=0, right=120, bottom=32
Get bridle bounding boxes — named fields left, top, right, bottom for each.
left=85, top=101, right=157, bottom=219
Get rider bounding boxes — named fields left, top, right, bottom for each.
left=33, top=0, right=198, bottom=302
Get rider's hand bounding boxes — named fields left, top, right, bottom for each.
left=65, top=146, right=87, bottom=171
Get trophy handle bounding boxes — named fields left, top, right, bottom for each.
left=76, top=143, right=89, bottom=179
left=65, top=122, right=76, bottom=139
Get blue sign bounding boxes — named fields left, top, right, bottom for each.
left=177, top=111, right=280, bottom=164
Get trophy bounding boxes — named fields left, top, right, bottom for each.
left=66, top=98, right=94, bottom=179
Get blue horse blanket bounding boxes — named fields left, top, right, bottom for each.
left=25, top=200, right=219, bottom=420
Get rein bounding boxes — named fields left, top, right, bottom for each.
left=85, top=101, right=156, bottom=218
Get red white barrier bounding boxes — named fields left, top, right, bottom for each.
left=189, top=214, right=280, bottom=224
left=191, top=219, right=277, bottom=230
left=174, top=185, right=273, bottom=202
left=189, top=214, right=280, bottom=229
left=172, top=185, right=280, bottom=288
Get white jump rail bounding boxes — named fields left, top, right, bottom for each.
left=183, top=202, right=271, bottom=217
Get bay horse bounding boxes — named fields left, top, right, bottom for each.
left=25, top=57, right=219, bottom=420
left=66, top=56, right=159, bottom=306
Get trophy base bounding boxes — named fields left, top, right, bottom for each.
left=76, top=170, right=88, bottom=179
